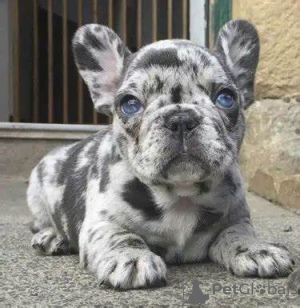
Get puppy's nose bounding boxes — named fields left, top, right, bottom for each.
left=165, top=112, right=199, bottom=133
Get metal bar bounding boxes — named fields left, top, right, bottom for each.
left=0, top=122, right=101, bottom=132
left=77, top=0, right=84, bottom=124
left=47, top=0, right=53, bottom=123
left=92, top=0, right=98, bottom=124
left=12, top=0, right=20, bottom=122
left=0, top=122, right=104, bottom=141
left=33, top=0, right=39, bottom=122
left=63, top=0, right=68, bottom=123
left=122, top=0, right=127, bottom=44
left=182, top=0, right=188, bottom=39
left=152, top=0, right=157, bottom=42
left=168, top=0, right=173, bottom=39
left=93, top=0, right=98, bottom=23
left=137, top=0, right=142, bottom=48
left=108, top=0, right=113, bottom=28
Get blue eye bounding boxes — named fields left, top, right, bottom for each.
left=216, top=91, right=235, bottom=109
left=120, top=95, right=143, bottom=115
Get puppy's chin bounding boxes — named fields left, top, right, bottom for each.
left=164, top=155, right=206, bottom=184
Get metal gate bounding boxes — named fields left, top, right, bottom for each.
left=10, top=0, right=190, bottom=125
left=7, top=0, right=231, bottom=125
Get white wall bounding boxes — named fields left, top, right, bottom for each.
left=189, top=0, right=207, bottom=47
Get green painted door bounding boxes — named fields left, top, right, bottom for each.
left=209, top=0, right=232, bottom=48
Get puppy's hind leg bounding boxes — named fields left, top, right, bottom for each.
left=27, top=166, right=52, bottom=234
left=31, top=227, right=70, bottom=256
left=27, top=166, right=70, bottom=256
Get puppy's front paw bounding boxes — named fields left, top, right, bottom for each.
left=96, top=250, right=167, bottom=290
left=229, top=243, right=294, bottom=278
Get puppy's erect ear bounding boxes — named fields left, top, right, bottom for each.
left=72, top=24, right=131, bottom=116
left=214, top=20, right=260, bottom=108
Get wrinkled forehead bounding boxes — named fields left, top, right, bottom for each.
left=119, top=40, right=231, bottom=95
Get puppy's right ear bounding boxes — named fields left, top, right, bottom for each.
left=72, top=24, right=131, bottom=116
left=213, top=20, right=260, bottom=109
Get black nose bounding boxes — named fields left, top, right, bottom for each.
left=165, top=112, right=199, bottom=133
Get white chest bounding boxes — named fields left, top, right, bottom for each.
left=142, top=196, right=200, bottom=249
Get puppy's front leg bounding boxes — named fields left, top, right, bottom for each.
left=209, top=218, right=294, bottom=277
left=80, top=221, right=167, bottom=289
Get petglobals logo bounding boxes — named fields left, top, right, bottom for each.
left=181, top=280, right=298, bottom=305
left=212, top=282, right=298, bottom=296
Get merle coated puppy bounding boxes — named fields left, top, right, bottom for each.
left=27, top=20, right=294, bottom=289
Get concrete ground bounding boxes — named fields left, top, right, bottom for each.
left=1, top=176, right=300, bottom=307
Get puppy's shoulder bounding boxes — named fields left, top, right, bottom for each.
left=31, top=127, right=112, bottom=186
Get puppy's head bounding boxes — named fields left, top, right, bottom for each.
left=73, top=20, right=259, bottom=186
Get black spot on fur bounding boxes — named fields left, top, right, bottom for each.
left=134, top=48, right=182, bottom=69
left=90, top=162, right=99, bottom=179
left=196, top=83, right=208, bottom=95
left=111, top=144, right=122, bottom=164
left=194, top=207, right=223, bottom=232
left=171, top=85, right=182, bottom=103
left=115, top=134, right=127, bottom=156
left=123, top=178, right=162, bottom=220
left=107, top=262, right=117, bottom=275
left=235, top=245, right=249, bottom=256
left=73, top=43, right=103, bottom=71
left=192, top=64, right=198, bottom=75
left=56, top=130, right=108, bottom=248
left=99, top=154, right=110, bottom=192
left=155, top=76, right=164, bottom=92
left=110, top=237, right=146, bottom=250
left=158, top=100, right=165, bottom=108
left=128, top=82, right=137, bottom=90
left=124, top=259, right=137, bottom=268
left=84, top=28, right=106, bottom=51
left=259, top=250, right=270, bottom=257
left=271, top=243, right=289, bottom=251
left=92, top=92, right=101, bottom=100
left=37, top=162, right=46, bottom=185
left=198, top=181, right=211, bottom=194
left=224, top=173, right=238, bottom=194
left=109, top=231, right=131, bottom=240
left=117, top=42, right=123, bottom=56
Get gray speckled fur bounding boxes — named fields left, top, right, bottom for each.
left=27, top=20, right=293, bottom=289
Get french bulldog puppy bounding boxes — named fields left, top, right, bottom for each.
left=27, top=20, right=294, bottom=289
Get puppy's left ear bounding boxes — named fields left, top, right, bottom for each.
left=214, top=20, right=260, bottom=108
left=72, top=24, right=131, bottom=116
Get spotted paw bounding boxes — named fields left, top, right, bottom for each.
left=31, top=227, right=70, bottom=256
left=95, top=250, right=167, bottom=289
left=229, top=243, right=294, bottom=278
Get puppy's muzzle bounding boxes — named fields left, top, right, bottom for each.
left=164, top=111, right=200, bottom=134
left=163, top=111, right=201, bottom=154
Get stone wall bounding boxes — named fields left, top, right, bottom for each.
left=240, top=97, right=300, bottom=209
left=233, top=1, right=300, bottom=208
left=233, top=0, right=300, bottom=99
